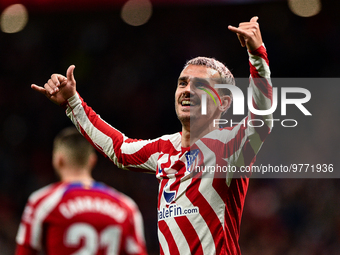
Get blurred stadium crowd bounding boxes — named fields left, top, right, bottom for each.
left=0, top=0, right=339, bottom=254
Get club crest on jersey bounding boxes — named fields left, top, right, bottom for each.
left=185, top=149, right=200, bottom=172
left=163, top=184, right=176, bottom=204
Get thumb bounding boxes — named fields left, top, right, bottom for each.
left=250, top=16, right=259, bottom=23
left=66, top=65, right=76, bottom=82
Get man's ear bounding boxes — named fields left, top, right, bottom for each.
left=52, top=152, right=65, bottom=171
left=219, top=95, right=232, bottom=113
left=88, top=153, right=97, bottom=170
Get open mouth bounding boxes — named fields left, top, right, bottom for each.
left=181, top=100, right=194, bottom=106
left=180, top=98, right=199, bottom=107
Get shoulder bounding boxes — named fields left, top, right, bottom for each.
left=27, top=182, right=65, bottom=205
left=158, top=132, right=182, bottom=150
left=20, top=183, right=67, bottom=229
left=122, top=132, right=180, bottom=150
left=159, top=132, right=181, bottom=140
left=126, top=132, right=181, bottom=153
left=138, top=132, right=181, bottom=145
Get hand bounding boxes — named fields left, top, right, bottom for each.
left=228, top=16, right=263, bottom=52
left=31, top=65, right=77, bottom=105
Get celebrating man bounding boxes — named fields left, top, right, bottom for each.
left=32, top=17, right=273, bottom=254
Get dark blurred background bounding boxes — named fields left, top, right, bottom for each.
left=0, top=0, right=339, bottom=254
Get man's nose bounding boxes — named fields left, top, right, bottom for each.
left=187, top=80, right=202, bottom=96
left=187, top=80, right=200, bottom=92
left=183, top=82, right=195, bottom=97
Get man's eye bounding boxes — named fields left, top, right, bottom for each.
left=179, top=82, right=186, bottom=86
left=195, top=81, right=207, bottom=88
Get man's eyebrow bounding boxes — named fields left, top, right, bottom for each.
left=178, top=76, right=211, bottom=82
left=192, top=77, right=209, bottom=84
left=178, top=76, right=189, bottom=81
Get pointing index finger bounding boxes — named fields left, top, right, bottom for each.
left=228, top=25, right=247, bottom=37
left=31, top=84, right=47, bottom=94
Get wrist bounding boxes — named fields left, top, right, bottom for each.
left=248, top=43, right=266, bottom=56
left=60, top=93, right=78, bottom=110
left=60, top=100, right=68, bottom=110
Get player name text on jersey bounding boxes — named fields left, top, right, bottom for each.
left=59, top=196, right=127, bottom=222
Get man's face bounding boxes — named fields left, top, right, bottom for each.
left=175, top=65, right=222, bottom=126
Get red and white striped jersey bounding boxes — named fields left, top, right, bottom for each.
left=15, top=181, right=147, bottom=255
left=64, top=45, right=272, bottom=254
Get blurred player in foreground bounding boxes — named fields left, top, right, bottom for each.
left=31, top=17, right=272, bottom=254
left=15, top=127, right=147, bottom=255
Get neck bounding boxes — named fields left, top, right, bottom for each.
left=60, top=167, right=94, bottom=186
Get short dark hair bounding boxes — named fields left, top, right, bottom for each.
left=53, top=127, right=95, bottom=167
left=184, top=56, right=235, bottom=96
